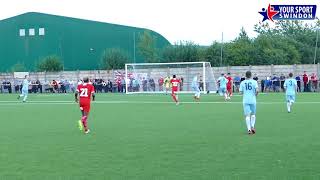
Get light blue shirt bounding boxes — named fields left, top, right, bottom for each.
left=192, top=76, right=198, bottom=87
left=218, top=76, right=228, bottom=89
left=22, top=79, right=29, bottom=90
left=239, top=79, right=258, bottom=104
left=284, top=78, right=297, bottom=96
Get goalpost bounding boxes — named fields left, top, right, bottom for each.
left=125, top=62, right=217, bottom=94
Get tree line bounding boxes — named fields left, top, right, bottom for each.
left=11, top=20, right=320, bottom=72
left=103, top=20, right=320, bottom=69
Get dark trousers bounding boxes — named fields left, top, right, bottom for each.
left=297, top=81, right=301, bottom=92
left=303, top=82, right=309, bottom=92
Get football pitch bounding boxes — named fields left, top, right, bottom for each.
left=1, top=93, right=319, bottom=180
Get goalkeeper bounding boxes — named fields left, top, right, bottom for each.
left=164, top=76, right=171, bottom=94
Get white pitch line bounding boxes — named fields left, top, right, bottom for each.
left=0, top=101, right=320, bottom=105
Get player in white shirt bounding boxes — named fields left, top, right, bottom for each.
left=17, top=75, right=29, bottom=102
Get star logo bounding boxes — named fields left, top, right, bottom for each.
left=259, top=4, right=279, bottom=22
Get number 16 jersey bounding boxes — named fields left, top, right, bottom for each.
left=239, top=79, right=258, bottom=104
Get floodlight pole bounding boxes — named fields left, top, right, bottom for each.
left=220, top=32, right=223, bottom=67
left=133, top=32, right=136, bottom=63
left=125, top=64, right=128, bottom=94
left=314, top=28, right=319, bottom=64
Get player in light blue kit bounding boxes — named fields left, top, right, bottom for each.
left=283, top=73, right=297, bottom=113
left=192, top=73, right=201, bottom=101
left=217, top=74, right=228, bottom=100
left=17, top=75, right=29, bottom=102
left=239, top=71, right=258, bottom=135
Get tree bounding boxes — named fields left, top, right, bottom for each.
left=162, top=41, right=200, bottom=62
left=202, top=42, right=222, bottom=66
left=11, top=62, right=27, bottom=72
left=101, top=48, right=129, bottom=70
left=37, top=55, right=63, bottom=72
left=224, top=28, right=254, bottom=66
left=254, top=20, right=320, bottom=64
left=137, top=30, right=159, bottom=62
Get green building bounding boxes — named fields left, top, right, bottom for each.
left=0, top=12, right=170, bottom=72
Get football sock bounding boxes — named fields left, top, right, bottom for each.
left=82, top=116, right=88, bottom=130
left=172, top=94, right=178, bottom=102
left=287, top=102, right=291, bottom=112
left=245, top=116, right=251, bottom=131
left=23, top=95, right=27, bottom=101
left=20, top=94, right=24, bottom=97
left=250, top=115, right=256, bottom=128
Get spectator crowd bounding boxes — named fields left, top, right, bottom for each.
left=0, top=71, right=319, bottom=94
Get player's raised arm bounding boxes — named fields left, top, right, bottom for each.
left=75, top=91, right=79, bottom=102
left=75, top=86, right=79, bottom=102
left=91, top=85, right=96, bottom=101
left=92, top=92, right=95, bottom=101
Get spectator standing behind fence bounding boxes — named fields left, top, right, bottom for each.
left=36, top=80, right=42, bottom=93
left=158, top=77, right=164, bottom=91
left=180, top=77, right=184, bottom=91
left=69, top=80, right=76, bottom=93
left=107, top=79, right=113, bottom=92
left=234, top=75, right=240, bottom=92
left=303, top=71, right=309, bottom=92
left=261, top=79, right=265, bottom=93
left=272, top=74, right=280, bottom=92
left=14, top=79, right=20, bottom=93
left=5, top=80, right=12, bottom=93
left=311, top=73, right=318, bottom=92
left=149, top=78, right=155, bottom=91
left=253, top=74, right=258, bottom=82
left=280, top=74, right=285, bottom=92
left=121, top=77, right=126, bottom=93
left=295, top=75, right=301, bottom=92
left=51, top=80, right=58, bottom=93
left=199, top=76, right=204, bottom=91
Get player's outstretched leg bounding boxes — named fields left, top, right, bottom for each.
left=23, top=95, right=27, bottom=102
left=18, top=92, right=24, bottom=100
left=78, top=120, right=83, bottom=131
left=172, top=93, right=179, bottom=105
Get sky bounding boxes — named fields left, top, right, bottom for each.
left=0, top=0, right=319, bottom=45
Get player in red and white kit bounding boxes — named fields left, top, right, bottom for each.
left=75, top=77, right=95, bottom=134
left=226, top=73, right=233, bottom=100
left=170, top=75, right=180, bottom=105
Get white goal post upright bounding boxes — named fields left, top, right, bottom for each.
left=125, top=62, right=217, bottom=94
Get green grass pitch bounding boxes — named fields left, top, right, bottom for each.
left=0, top=93, right=319, bottom=180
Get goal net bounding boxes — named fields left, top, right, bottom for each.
left=125, top=62, right=217, bottom=94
